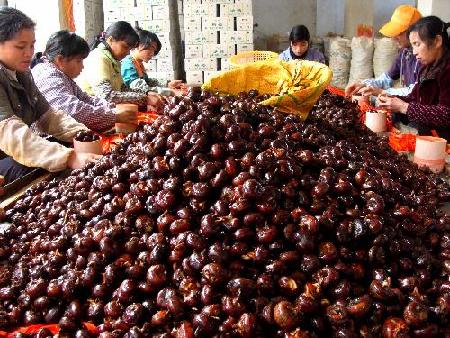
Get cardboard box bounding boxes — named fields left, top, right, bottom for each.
left=221, top=30, right=253, bottom=44
left=220, top=57, right=232, bottom=70
left=202, top=0, right=233, bottom=4
left=103, top=0, right=122, bottom=10
left=236, top=16, right=254, bottom=31
left=120, top=7, right=140, bottom=22
left=157, top=58, right=174, bottom=72
left=236, top=43, right=254, bottom=52
left=203, top=70, right=221, bottom=81
left=112, top=0, right=134, bottom=7
left=136, top=0, right=170, bottom=5
left=154, top=46, right=172, bottom=59
left=152, top=5, right=169, bottom=19
left=184, top=17, right=202, bottom=31
left=184, top=58, right=216, bottom=71
left=202, top=17, right=233, bottom=31
left=202, top=43, right=235, bottom=58
left=220, top=3, right=252, bottom=16
left=143, top=60, right=157, bottom=72
left=184, top=4, right=215, bottom=17
left=156, top=32, right=170, bottom=46
left=184, top=30, right=217, bottom=44
left=185, top=44, right=203, bottom=59
left=183, top=0, right=202, bottom=4
left=140, top=20, right=170, bottom=33
left=235, top=1, right=252, bottom=15
left=136, top=0, right=152, bottom=5
left=148, top=71, right=175, bottom=83
left=135, top=6, right=152, bottom=20
left=186, top=71, right=203, bottom=86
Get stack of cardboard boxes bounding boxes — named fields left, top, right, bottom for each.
left=103, top=0, right=183, bottom=85
left=73, top=0, right=104, bottom=48
left=183, top=0, right=254, bottom=85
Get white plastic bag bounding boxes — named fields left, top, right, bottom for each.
left=328, top=37, right=351, bottom=88
left=373, top=38, right=399, bottom=77
left=348, top=37, right=374, bottom=84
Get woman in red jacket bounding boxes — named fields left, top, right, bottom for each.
left=377, top=16, right=450, bottom=141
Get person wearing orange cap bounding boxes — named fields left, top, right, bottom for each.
left=377, top=16, right=450, bottom=141
left=345, top=5, right=422, bottom=98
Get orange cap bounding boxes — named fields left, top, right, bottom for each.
left=379, top=5, right=422, bottom=38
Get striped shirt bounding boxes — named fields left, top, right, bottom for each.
left=32, top=61, right=116, bottom=132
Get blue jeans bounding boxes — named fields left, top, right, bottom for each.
left=0, top=156, right=35, bottom=184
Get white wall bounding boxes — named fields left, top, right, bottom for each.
left=8, top=0, right=61, bottom=52
left=418, top=0, right=450, bottom=23
left=252, top=0, right=317, bottom=39
left=317, top=0, right=345, bottom=36
left=344, top=0, right=373, bottom=37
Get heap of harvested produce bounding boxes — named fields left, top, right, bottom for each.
left=0, top=89, right=448, bottom=337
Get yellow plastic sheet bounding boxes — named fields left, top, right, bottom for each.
left=202, top=59, right=333, bottom=120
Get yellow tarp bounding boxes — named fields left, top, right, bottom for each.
left=202, top=59, right=333, bottom=120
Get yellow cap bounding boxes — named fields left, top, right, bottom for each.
left=379, top=5, right=422, bottom=37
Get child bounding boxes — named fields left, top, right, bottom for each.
left=121, top=27, right=187, bottom=96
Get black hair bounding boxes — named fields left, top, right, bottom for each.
left=289, top=25, right=310, bottom=43
left=409, top=16, right=450, bottom=49
left=90, top=21, right=139, bottom=50
left=135, top=27, right=162, bottom=55
left=31, top=30, right=89, bottom=68
left=0, top=6, right=35, bottom=42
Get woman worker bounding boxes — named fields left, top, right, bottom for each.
left=76, top=21, right=162, bottom=111
left=0, top=7, right=100, bottom=184
left=32, top=30, right=137, bottom=132
left=121, top=27, right=187, bottom=96
left=377, top=16, right=450, bottom=141
left=346, top=5, right=422, bottom=97
left=279, top=25, right=325, bottom=64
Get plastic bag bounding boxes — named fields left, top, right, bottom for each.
left=328, top=37, right=351, bottom=89
left=202, top=59, right=333, bottom=120
left=373, top=38, right=399, bottom=77
left=348, top=37, right=374, bottom=84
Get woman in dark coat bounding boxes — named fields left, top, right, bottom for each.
left=377, top=16, right=450, bottom=141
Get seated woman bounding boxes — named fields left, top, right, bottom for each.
left=76, top=21, right=162, bottom=110
left=346, top=5, right=422, bottom=98
left=279, top=25, right=325, bottom=64
left=377, top=16, right=450, bottom=141
left=32, top=31, right=137, bottom=132
left=0, top=7, right=100, bottom=184
left=121, top=28, right=187, bottom=96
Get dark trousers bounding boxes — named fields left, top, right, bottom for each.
left=0, top=156, right=35, bottom=184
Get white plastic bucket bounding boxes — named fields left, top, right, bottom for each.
left=414, top=136, right=447, bottom=173
left=73, top=139, right=103, bottom=155
left=365, top=110, right=387, bottom=133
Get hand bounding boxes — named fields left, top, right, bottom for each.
left=168, top=80, right=188, bottom=95
left=376, top=94, right=409, bottom=113
left=359, top=86, right=383, bottom=96
left=147, top=92, right=164, bottom=113
left=67, top=151, right=102, bottom=170
left=345, top=82, right=365, bottom=97
left=115, top=106, right=138, bottom=124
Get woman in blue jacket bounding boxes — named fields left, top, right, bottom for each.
left=121, top=28, right=186, bottom=96
left=279, top=25, right=325, bottom=64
